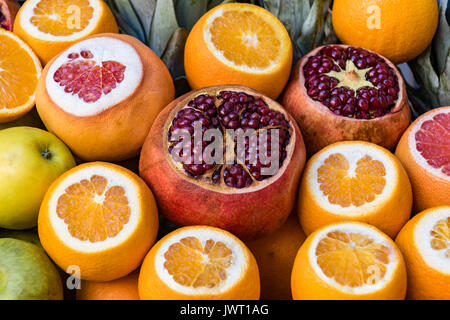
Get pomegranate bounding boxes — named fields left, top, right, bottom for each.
left=0, top=0, right=18, bottom=31
left=281, top=44, right=411, bottom=156
left=139, top=85, right=306, bottom=240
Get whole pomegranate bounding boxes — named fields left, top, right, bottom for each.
left=139, top=85, right=306, bottom=240
left=0, top=0, right=19, bottom=31
left=281, top=44, right=411, bottom=156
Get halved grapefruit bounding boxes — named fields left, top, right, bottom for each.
left=35, top=33, right=174, bottom=161
left=396, top=106, right=450, bottom=212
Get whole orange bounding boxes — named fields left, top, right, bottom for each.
left=77, top=269, right=140, bottom=300
left=332, top=0, right=439, bottom=64
left=245, top=214, right=305, bottom=300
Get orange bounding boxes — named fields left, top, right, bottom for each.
left=0, top=29, right=42, bottom=123
left=297, top=141, right=412, bottom=238
left=395, top=106, right=450, bottom=213
left=14, top=0, right=118, bottom=65
left=138, top=226, right=260, bottom=300
left=77, top=269, right=140, bottom=300
left=291, top=222, right=407, bottom=300
left=184, top=3, right=292, bottom=99
left=38, top=162, right=159, bottom=282
left=395, top=206, right=450, bottom=300
left=246, top=214, right=305, bottom=300
left=332, top=0, right=439, bottom=64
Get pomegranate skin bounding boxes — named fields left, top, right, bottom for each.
left=0, top=0, right=19, bottom=31
left=139, top=87, right=306, bottom=240
left=281, top=45, right=411, bottom=156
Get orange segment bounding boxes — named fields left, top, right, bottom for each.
left=0, top=29, right=41, bottom=122
left=297, top=141, right=412, bottom=238
left=56, top=175, right=131, bottom=242
left=185, top=3, right=293, bottom=99
left=164, top=237, right=232, bottom=289
left=317, top=153, right=386, bottom=207
left=138, top=226, right=260, bottom=300
left=395, top=206, right=450, bottom=300
left=208, top=9, right=281, bottom=70
left=316, top=231, right=389, bottom=287
left=430, top=217, right=450, bottom=257
left=291, top=222, right=407, bottom=300
left=14, top=0, right=118, bottom=64
left=30, top=0, right=94, bottom=36
left=38, top=162, right=159, bottom=282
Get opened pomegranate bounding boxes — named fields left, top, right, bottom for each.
left=281, top=44, right=411, bottom=156
left=139, top=85, right=306, bottom=240
left=0, top=0, right=18, bottom=31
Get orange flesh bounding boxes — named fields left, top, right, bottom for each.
left=316, top=231, right=389, bottom=287
left=164, top=237, right=233, bottom=288
left=208, top=9, right=281, bottom=69
left=30, top=0, right=94, bottom=36
left=0, top=35, right=38, bottom=109
left=318, top=154, right=386, bottom=207
left=56, top=175, right=131, bottom=242
left=430, top=217, right=450, bottom=258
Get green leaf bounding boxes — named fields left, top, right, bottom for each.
left=296, top=0, right=324, bottom=59
left=113, top=0, right=146, bottom=41
left=104, top=0, right=143, bottom=40
left=130, top=0, right=157, bottom=41
left=175, top=0, right=209, bottom=31
left=434, top=0, right=450, bottom=74
left=208, top=0, right=236, bottom=10
left=149, top=0, right=180, bottom=57
left=161, top=28, right=189, bottom=80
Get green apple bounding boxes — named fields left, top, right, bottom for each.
left=0, top=238, right=63, bottom=300
left=0, top=127, right=76, bottom=230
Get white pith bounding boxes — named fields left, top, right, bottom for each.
left=0, top=29, right=42, bottom=113
left=203, top=7, right=281, bottom=74
left=308, top=223, right=399, bottom=294
left=307, top=142, right=397, bottom=215
left=414, top=207, right=450, bottom=274
left=408, top=108, right=450, bottom=180
left=48, top=164, right=140, bottom=253
left=46, top=36, right=143, bottom=117
left=18, top=0, right=102, bottom=41
left=155, top=228, right=248, bottom=295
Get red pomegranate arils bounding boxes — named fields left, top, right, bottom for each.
left=168, top=91, right=292, bottom=189
left=53, top=51, right=126, bottom=103
left=303, top=46, right=400, bottom=119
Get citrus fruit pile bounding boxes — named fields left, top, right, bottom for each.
left=0, top=0, right=448, bottom=301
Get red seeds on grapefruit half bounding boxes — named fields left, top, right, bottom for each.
left=414, top=112, right=450, bottom=176
left=53, top=51, right=126, bottom=103
left=396, top=106, right=450, bottom=212
left=36, top=33, right=175, bottom=162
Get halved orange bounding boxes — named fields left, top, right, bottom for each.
left=395, top=206, right=450, bottom=300
left=38, top=162, right=159, bottom=282
left=138, top=226, right=260, bottom=300
left=291, top=222, right=407, bottom=300
left=14, top=0, right=118, bottom=64
left=0, top=29, right=42, bottom=123
left=395, top=106, right=450, bottom=212
left=297, top=141, right=412, bottom=238
left=185, top=3, right=292, bottom=99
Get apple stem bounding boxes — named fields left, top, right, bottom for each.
left=41, top=148, right=52, bottom=160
